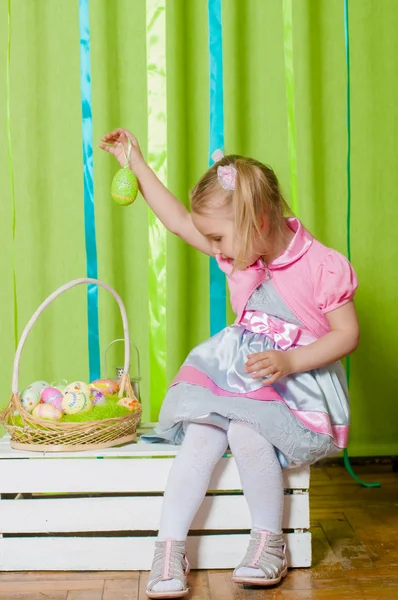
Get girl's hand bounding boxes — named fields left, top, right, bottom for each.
left=245, top=350, right=294, bottom=385
left=99, top=128, right=213, bottom=256
left=99, top=128, right=145, bottom=172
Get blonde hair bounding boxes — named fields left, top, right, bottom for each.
left=191, top=155, right=291, bottom=269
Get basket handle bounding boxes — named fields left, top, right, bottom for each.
left=103, top=338, right=141, bottom=380
left=12, top=278, right=131, bottom=394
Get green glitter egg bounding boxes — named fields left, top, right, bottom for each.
left=111, top=168, right=138, bottom=206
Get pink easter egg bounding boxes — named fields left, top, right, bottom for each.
left=41, top=387, right=64, bottom=412
left=49, top=396, right=64, bottom=411
left=41, top=386, right=63, bottom=404
left=90, top=379, right=119, bottom=395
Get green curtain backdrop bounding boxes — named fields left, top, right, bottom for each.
left=0, top=0, right=397, bottom=456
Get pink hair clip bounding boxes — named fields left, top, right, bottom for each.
left=211, top=148, right=224, bottom=163
left=217, top=165, right=237, bottom=191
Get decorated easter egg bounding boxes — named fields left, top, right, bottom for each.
left=62, top=391, right=91, bottom=414
left=64, top=381, right=91, bottom=398
left=111, top=168, right=138, bottom=206
left=20, top=388, right=40, bottom=412
left=32, top=403, right=63, bottom=421
left=41, top=387, right=64, bottom=411
left=28, top=381, right=50, bottom=394
left=50, top=397, right=64, bottom=411
left=117, top=397, right=141, bottom=412
left=91, top=390, right=107, bottom=406
left=90, top=379, right=119, bottom=395
left=41, top=386, right=63, bottom=403
left=80, top=396, right=92, bottom=413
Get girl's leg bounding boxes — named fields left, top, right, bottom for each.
left=227, top=420, right=284, bottom=533
left=158, top=422, right=228, bottom=539
left=227, top=421, right=286, bottom=584
left=147, top=423, right=228, bottom=597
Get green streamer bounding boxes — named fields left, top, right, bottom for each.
left=283, top=0, right=299, bottom=215
left=343, top=0, right=380, bottom=488
left=146, top=0, right=167, bottom=420
left=7, top=0, right=18, bottom=350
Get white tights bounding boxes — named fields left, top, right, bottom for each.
left=158, top=421, right=284, bottom=540
left=151, top=422, right=284, bottom=591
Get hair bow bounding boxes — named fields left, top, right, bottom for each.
left=211, top=149, right=237, bottom=191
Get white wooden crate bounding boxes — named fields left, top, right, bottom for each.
left=0, top=431, right=311, bottom=571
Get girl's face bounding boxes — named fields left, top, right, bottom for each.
left=192, top=203, right=262, bottom=267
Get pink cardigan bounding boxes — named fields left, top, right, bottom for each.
left=217, top=218, right=358, bottom=338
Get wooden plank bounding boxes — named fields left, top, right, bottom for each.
left=66, top=592, right=103, bottom=600
left=310, top=525, right=348, bottom=584
left=310, top=509, right=346, bottom=528
left=138, top=571, right=213, bottom=600
left=185, top=571, right=211, bottom=600
left=0, top=426, right=158, bottom=459
left=0, top=580, right=104, bottom=592
left=341, top=505, right=398, bottom=570
left=137, top=572, right=148, bottom=600
left=319, top=517, right=374, bottom=570
left=102, top=579, right=138, bottom=600
left=0, top=572, right=138, bottom=582
left=207, top=571, right=247, bottom=600
left=0, top=593, right=67, bottom=600
left=282, top=591, right=358, bottom=599
left=0, top=533, right=311, bottom=570
left=0, top=458, right=309, bottom=494
left=361, top=591, right=398, bottom=600
left=0, top=436, right=181, bottom=459
left=281, top=568, right=313, bottom=591
left=0, top=493, right=309, bottom=533
left=346, top=566, right=398, bottom=586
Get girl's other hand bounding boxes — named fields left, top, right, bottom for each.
left=99, top=129, right=145, bottom=172
left=245, top=350, right=294, bottom=385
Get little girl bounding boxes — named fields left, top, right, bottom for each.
left=100, top=129, right=359, bottom=599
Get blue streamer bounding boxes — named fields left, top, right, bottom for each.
left=208, top=0, right=226, bottom=335
left=79, top=0, right=100, bottom=381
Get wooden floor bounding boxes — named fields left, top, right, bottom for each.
left=1, top=463, right=397, bottom=600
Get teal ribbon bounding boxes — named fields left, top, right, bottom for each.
left=343, top=0, right=379, bottom=488
left=79, top=0, right=100, bottom=381
left=208, top=0, right=226, bottom=335
left=7, top=0, right=18, bottom=351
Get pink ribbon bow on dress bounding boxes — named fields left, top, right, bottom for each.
left=240, top=311, right=316, bottom=350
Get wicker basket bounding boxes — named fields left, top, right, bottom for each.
left=0, top=278, right=142, bottom=452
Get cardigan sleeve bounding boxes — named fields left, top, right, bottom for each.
left=314, top=250, right=358, bottom=313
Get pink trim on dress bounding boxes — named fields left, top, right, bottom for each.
left=171, top=366, right=282, bottom=401
left=172, top=366, right=349, bottom=448
left=329, top=425, right=349, bottom=448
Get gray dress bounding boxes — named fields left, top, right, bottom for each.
left=142, top=280, right=348, bottom=468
